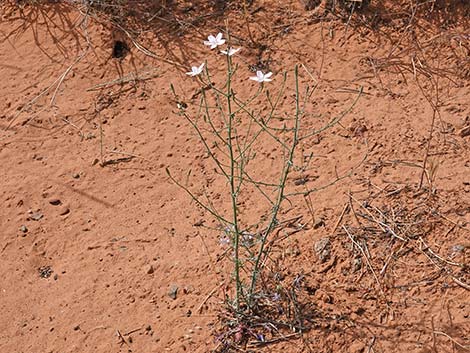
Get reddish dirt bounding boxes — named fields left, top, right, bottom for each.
left=0, top=1, right=469, bottom=352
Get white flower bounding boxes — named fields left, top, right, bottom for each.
left=220, top=47, right=241, bottom=56
left=249, top=70, right=273, bottom=83
left=186, top=62, right=205, bottom=77
left=204, top=33, right=226, bottom=49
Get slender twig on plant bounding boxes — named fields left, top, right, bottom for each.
left=166, top=168, right=231, bottom=224
left=225, top=40, right=244, bottom=310
left=248, top=65, right=301, bottom=302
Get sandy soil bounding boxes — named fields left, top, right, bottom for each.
left=1, top=1, right=469, bottom=352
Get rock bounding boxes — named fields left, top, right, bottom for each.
left=59, top=207, right=70, bottom=216
left=348, top=120, right=368, bottom=137
left=73, top=325, right=80, bottom=331
left=353, top=124, right=368, bottom=137
left=314, top=238, right=331, bottom=263
left=49, top=198, right=62, bottom=206
left=313, top=218, right=325, bottom=229
left=459, top=125, right=470, bottom=137
left=193, top=220, right=204, bottom=227
left=145, top=325, right=152, bottom=331
left=168, top=285, right=178, bottom=300
left=146, top=265, right=154, bottom=275
left=72, top=173, right=80, bottom=179
left=183, top=286, right=193, bottom=294
left=38, top=266, right=53, bottom=279
left=352, top=257, right=362, bottom=272
left=293, top=177, right=308, bottom=186
left=20, top=225, right=28, bottom=233
left=29, top=212, right=43, bottom=221
left=451, top=244, right=465, bottom=253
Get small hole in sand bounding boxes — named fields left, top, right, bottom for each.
left=112, top=40, right=129, bottom=59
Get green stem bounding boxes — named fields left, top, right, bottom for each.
left=225, top=50, right=242, bottom=311
left=248, top=65, right=301, bottom=303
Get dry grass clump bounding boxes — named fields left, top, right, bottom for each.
left=7, top=0, right=234, bottom=37
left=339, top=185, right=470, bottom=293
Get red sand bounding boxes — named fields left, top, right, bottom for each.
left=1, top=1, right=469, bottom=352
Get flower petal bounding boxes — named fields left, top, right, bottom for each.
left=216, top=32, right=223, bottom=41
left=256, top=71, right=263, bottom=79
left=264, top=72, right=273, bottom=78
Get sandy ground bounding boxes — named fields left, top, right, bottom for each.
left=0, top=1, right=469, bottom=352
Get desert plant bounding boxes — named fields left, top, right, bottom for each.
left=167, top=28, right=363, bottom=336
left=168, top=30, right=306, bottom=312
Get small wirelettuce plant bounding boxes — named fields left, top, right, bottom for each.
left=167, top=28, right=362, bottom=348
left=169, top=29, right=297, bottom=306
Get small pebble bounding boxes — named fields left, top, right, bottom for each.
left=59, top=207, right=70, bottom=216
left=49, top=198, right=62, bottom=206
left=146, top=265, right=154, bottom=275
left=38, top=266, right=53, bottom=279
left=29, top=212, right=43, bottom=221
left=451, top=244, right=465, bottom=253
left=314, top=237, right=331, bottom=263
left=168, top=285, right=178, bottom=300
left=459, top=125, right=470, bottom=137
left=20, top=225, right=28, bottom=233
left=313, top=218, right=325, bottom=229
left=72, top=173, right=80, bottom=179
left=352, top=257, right=362, bottom=272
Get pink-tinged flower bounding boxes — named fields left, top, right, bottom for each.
left=204, top=33, right=226, bottom=49
left=186, top=62, right=205, bottom=77
left=220, top=47, right=241, bottom=56
left=249, top=70, right=273, bottom=83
